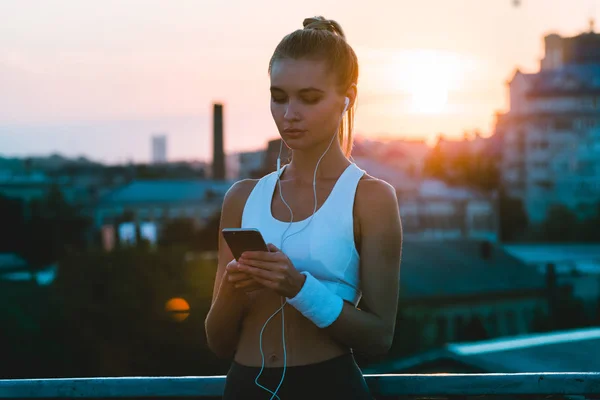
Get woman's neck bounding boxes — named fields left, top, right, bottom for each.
left=285, top=144, right=350, bottom=184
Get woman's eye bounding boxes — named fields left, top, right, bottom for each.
left=271, top=96, right=287, bottom=104
left=302, top=97, right=321, bottom=104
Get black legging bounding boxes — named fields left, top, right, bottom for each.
left=223, top=353, right=374, bottom=400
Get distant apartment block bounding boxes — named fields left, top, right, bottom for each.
left=225, top=150, right=266, bottom=180
left=352, top=137, right=430, bottom=178
left=495, top=30, right=600, bottom=223
left=151, top=134, right=168, bottom=164
left=353, top=157, right=499, bottom=242
left=399, top=180, right=499, bottom=243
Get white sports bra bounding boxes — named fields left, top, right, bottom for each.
left=241, top=163, right=365, bottom=305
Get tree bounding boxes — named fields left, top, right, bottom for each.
left=539, top=205, right=579, bottom=242
left=498, top=191, right=528, bottom=242
left=22, top=184, right=91, bottom=268
left=195, top=212, right=221, bottom=252
left=159, top=218, right=198, bottom=249
left=48, top=246, right=227, bottom=377
left=0, top=195, right=26, bottom=253
left=422, top=140, right=447, bottom=180
left=422, top=136, right=500, bottom=192
left=578, top=202, right=600, bottom=243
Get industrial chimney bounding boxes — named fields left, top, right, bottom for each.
left=212, top=103, right=225, bottom=180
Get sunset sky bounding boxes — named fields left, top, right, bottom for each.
left=1, top=0, right=597, bottom=164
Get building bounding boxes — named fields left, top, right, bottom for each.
left=239, top=150, right=266, bottom=179
left=151, top=134, right=167, bottom=164
left=261, top=138, right=291, bottom=176
left=399, top=180, right=499, bottom=242
left=495, top=30, right=600, bottom=223
left=225, top=153, right=240, bottom=181
left=225, top=150, right=266, bottom=180
left=365, top=326, right=600, bottom=373
left=352, top=137, right=430, bottom=178
left=352, top=157, right=499, bottom=242
left=94, top=179, right=235, bottom=237
left=395, top=240, right=553, bottom=350
left=503, top=243, right=600, bottom=320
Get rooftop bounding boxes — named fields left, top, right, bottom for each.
left=516, top=64, right=600, bottom=95
left=99, top=180, right=235, bottom=206
left=503, top=244, right=600, bottom=264
left=399, top=240, right=547, bottom=300
left=367, top=327, right=600, bottom=373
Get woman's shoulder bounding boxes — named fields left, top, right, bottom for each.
left=221, top=174, right=275, bottom=224
left=223, top=169, right=279, bottom=207
left=356, top=173, right=396, bottom=194
left=355, top=174, right=399, bottom=216
left=223, top=178, right=260, bottom=210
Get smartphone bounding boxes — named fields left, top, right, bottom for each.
left=222, top=228, right=269, bottom=261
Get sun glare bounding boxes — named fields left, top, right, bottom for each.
left=390, top=50, right=471, bottom=115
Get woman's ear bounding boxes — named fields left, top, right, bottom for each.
left=345, top=83, right=358, bottom=108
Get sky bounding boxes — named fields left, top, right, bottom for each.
left=1, top=0, right=598, bottom=164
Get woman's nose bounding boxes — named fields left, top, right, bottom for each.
left=283, top=102, right=300, bottom=121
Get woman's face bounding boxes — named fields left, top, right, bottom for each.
left=270, top=58, right=346, bottom=152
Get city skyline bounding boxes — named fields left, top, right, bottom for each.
left=1, top=0, right=599, bottom=164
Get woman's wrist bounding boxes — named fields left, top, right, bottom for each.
left=286, top=271, right=344, bottom=328
left=289, top=271, right=307, bottom=299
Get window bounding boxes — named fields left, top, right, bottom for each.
left=472, top=214, right=494, bottom=230
left=578, top=161, right=597, bottom=177
left=534, top=180, right=554, bottom=190
left=554, top=118, right=573, bottom=130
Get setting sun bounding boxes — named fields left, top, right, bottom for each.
left=408, top=80, right=449, bottom=114
left=391, top=50, right=473, bottom=115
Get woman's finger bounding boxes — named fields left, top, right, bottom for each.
left=227, top=271, right=253, bottom=283
left=239, top=258, right=277, bottom=271
left=240, top=265, right=281, bottom=281
left=251, top=276, right=279, bottom=290
left=240, top=250, right=281, bottom=262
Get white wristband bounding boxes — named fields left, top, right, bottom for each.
left=286, top=271, right=344, bottom=328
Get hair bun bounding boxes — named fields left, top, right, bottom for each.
left=303, top=16, right=345, bottom=38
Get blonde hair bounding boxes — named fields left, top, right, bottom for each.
left=268, top=16, right=359, bottom=157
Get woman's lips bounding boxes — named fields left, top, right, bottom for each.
left=283, top=129, right=306, bottom=138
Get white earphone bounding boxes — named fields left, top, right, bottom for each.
left=258, top=95, right=351, bottom=400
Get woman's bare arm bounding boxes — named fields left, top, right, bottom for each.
left=324, top=178, right=402, bottom=357
left=204, top=179, right=258, bottom=359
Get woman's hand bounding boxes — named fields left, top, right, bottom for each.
left=237, top=244, right=306, bottom=298
left=225, top=259, right=263, bottom=293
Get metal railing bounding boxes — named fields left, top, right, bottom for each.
left=1, top=373, right=599, bottom=399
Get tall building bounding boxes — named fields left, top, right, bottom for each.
left=262, top=138, right=291, bottom=174
left=495, top=29, right=600, bottom=223
left=151, top=134, right=167, bottom=164
left=212, top=103, right=226, bottom=180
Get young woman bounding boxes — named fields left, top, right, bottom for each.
left=205, top=16, right=402, bottom=400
